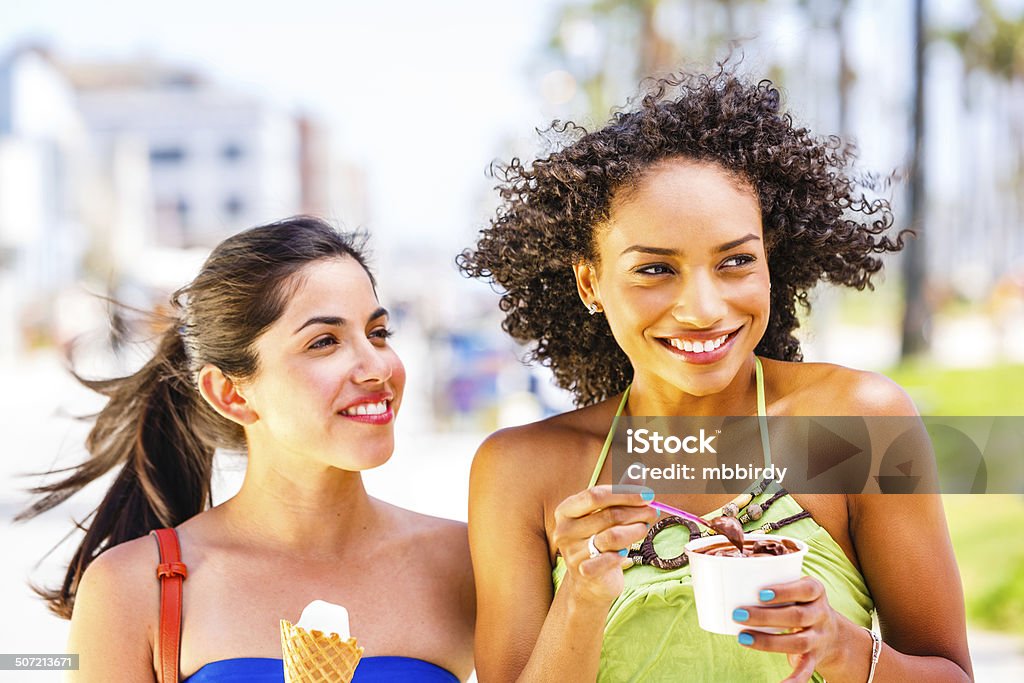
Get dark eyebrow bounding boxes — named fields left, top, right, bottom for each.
left=294, top=307, right=388, bottom=334
left=295, top=316, right=346, bottom=334
left=620, top=245, right=680, bottom=257
left=714, top=234, right=760, bottom=253
left=620, top=234, right=759, bottom=258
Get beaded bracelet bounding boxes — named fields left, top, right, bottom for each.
left=864, top=627, right=881, bottom=683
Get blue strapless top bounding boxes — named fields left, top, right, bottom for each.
left=182, top=656, right=459, bottom=682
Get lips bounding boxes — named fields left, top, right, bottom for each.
left=658, top=328, right=742, bottom=365
left=338, top=394, right=395, bottom=425
left=666, top=334, right=728, bottom=353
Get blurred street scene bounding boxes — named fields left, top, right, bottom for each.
left=2, top=0, right=1023, bottom=679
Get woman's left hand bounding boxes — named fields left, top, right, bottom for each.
left=733, top=576, right=844, bottom=683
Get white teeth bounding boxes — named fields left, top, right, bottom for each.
left=342, top=400, right=387, bottom=416
left=667, top=334, right=729, bottom=353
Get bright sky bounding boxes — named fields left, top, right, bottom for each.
left=0, top=0, right=557, bottom=251
left=3, top=0, right=1016, bottom=262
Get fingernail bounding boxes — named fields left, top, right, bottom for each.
left=732, top=609, right=749, bottom=622
left=738, top=632, right=755, bottom=646
left=759, top=589, right=775, bottom=602
left=618, top=548, right=628, bottom=557
left=641, top=488, right=655, bottom=502
left=656, top=507, right=661, bottom=517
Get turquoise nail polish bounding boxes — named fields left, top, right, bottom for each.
left=738, top=633, right=755, bottom=646
left=641, top=489, right=655, bottom=502
left=656, top=507, right=661, bottom=517
left=759, top=589, right=775, bottom=602
left=732, top=609, right=749, bottom=622
left=618, top=548, right=628, bottom=557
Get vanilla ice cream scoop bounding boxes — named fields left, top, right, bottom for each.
left=294, top=600, right=351, bottom=639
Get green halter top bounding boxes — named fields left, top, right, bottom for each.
left=552, top=358, right=874, bottom=682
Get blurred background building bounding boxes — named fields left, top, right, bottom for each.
left=0, top=44, right=357, bottom=359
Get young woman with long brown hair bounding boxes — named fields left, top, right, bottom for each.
left=22, top=216, right=475, bottom=682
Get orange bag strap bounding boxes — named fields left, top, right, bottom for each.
left=151, top=528, right=187, bottom=683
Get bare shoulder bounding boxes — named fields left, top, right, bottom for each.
left=371, top=502, right=470, bottom=578
left=762, top=358, right=918, bottom=416
left=74, top=534, right=159, bottom=619
left=68, top=534, right=160, bottom=680
left=370, top=502, right=475, bottom=631
left=380, top=503, right=468, bottom=554
left=472, top=399, right=617, bottom=489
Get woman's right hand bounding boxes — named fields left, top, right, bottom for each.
left=552, top=485, right=659, bottom=604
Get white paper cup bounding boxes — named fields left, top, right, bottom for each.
left=684, top=533, right=808, bottom=635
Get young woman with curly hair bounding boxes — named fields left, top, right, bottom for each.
left=459, top=71, right=972, bottom=682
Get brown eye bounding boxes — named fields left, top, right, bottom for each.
left=635, top=264, right=674, bottom=275
left=721, top=255, right=755, bottom=268
left=309, top=336, right=337, bottom=350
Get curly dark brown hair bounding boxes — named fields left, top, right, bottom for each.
left=458, top=69, right=908, bottom=406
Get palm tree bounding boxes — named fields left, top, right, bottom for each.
left=901, top=0, right=930, bottom=358
left=941, top=0, right=1024, bottom=278
left=546, top=0, right=767, bottom=121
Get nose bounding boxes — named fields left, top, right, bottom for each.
left=352, top=339, right=393, bottom=385
left=671, top=270, right=728, bottom=328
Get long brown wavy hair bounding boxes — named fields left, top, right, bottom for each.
left=19, top=216, right=373, bottom=618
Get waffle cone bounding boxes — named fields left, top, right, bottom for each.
left=280, top=619, right=363, bottom=683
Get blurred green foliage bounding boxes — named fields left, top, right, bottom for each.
left=943, top=494, right=1024, bottom=635
left=888, top=362, right=1024, bottom=633
left=887, top=363, right=1024, bottom=415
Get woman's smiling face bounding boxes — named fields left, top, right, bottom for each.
left=575, top=158, right=770, bottom=399
left=240, top=256, right=406, bottom=471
